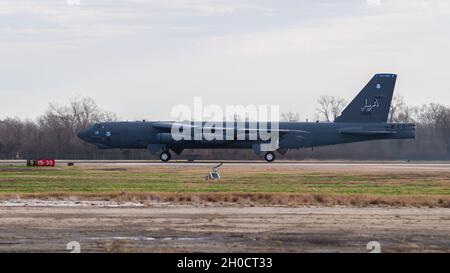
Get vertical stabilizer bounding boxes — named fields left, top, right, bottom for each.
left=335, top=74, right=396, bottom=123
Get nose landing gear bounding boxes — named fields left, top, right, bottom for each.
left=264, top=152, right=276, bottom=162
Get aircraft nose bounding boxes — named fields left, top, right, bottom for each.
left=77, top=130, right=88, bottom=140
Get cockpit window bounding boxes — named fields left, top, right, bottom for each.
left=92, top=123, right=107, bottom=130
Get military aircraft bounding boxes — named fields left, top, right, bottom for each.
left=77, top=74, right=415, bottom=162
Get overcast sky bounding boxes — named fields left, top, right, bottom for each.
left=1, top=0, right=449, bottom=121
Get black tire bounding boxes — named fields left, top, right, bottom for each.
left=160, top=151, right=171, bottom=162
left=264, top=152, right=276, bottom=162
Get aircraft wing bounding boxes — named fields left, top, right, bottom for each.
left=339, top=128, right=397, bottom=135
left=152, top=122, right=181, bottom=131
left=152, top=122, right=310, bottom=136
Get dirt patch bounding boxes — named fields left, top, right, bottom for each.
left=0, top=206, right=448, bottom=253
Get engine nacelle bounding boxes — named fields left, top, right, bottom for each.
left=156, top=133, right=175, bottom=144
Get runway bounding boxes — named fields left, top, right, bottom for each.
left=2, top=160, right=450, bottom=171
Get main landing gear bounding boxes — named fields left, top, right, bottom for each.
left=160, top=151, right=172, bottom=162
left=159, top=150, right=277, bottom=162
left=264, top=152, right=276, bottom=162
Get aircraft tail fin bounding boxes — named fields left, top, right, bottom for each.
left=334, top=74, right=396, bottom=123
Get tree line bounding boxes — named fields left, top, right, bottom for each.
left=0, top=95, right=449, bottom=160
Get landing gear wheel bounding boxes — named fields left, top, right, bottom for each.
left=160, top=151, right=171, bottom=162
left=264, top=152, right=275, bottom=162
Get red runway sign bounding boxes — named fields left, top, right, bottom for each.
left=27, top=159, right=55, bottom=167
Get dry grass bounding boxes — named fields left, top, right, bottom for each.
left=0, top=192, right=449, bottom=208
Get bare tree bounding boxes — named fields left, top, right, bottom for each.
left=396, top=105, right=419, bottom=123
left=389, top=94, right=406, bottom=122
left=316, top=95, right=347, bottom=122
left=417, top=103, right=449, bottom=127
left=70, top=97, right=117, bottom=131
left=0, top=97, right=116, bottom=158
left=0, top=118, right=25, bottom=157
left=37, top=97, right=117, bottom=154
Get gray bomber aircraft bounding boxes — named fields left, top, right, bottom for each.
left=77, top=74, right=415, bottom=162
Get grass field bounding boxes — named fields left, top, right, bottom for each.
left=0, top=164, right=449, bottom=207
